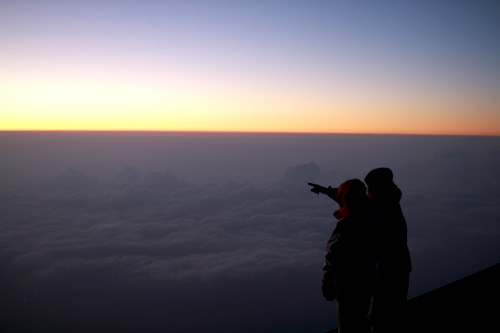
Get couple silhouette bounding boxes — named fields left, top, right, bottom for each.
left=309, top=167, right=412, bottom=333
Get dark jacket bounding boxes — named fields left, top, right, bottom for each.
left=370, top=187, right=412, bottom=283
left=323, top=212, right=377, bottom=293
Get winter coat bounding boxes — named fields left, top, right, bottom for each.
left=322, top=211, right=377, bottom=300
left=370, top=187, right=412, bottom=283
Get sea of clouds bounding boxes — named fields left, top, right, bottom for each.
left=1, top=132, right=499, bottom=332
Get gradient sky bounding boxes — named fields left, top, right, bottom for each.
left=1, top=1, right=500, bottom=134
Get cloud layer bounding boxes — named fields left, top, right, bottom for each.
left=1, top=132, right=499, bottom=331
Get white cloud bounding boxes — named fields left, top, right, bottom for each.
left=283, top=162, right=321, bottom=183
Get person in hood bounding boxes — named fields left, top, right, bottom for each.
left=364, top=168, right=412, bottom=333
left=320, top=179, right=376, bottom=333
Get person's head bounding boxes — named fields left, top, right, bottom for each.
left=364, top=167, right=400, bottom=200
left=333, top=178, right=368, bottom=219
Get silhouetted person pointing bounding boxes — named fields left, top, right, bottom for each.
left=365, top=168, right=412, bottom=333
left=318, top=179, right=376, bottom=332
left=310, top=168, right=412, bottom=332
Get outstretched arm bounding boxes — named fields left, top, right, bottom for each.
left=308, top=183, right=337, bottom=201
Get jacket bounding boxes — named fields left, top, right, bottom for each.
left=370, top=187, right=412, bottom=282
left=323, top=212, right=377, bottom=294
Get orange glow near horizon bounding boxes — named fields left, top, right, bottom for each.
left=3, top=54, right=500, bottom=137
left=2, top=77, right=499, bottom=136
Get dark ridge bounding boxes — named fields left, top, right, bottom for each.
left=326, top=262, right=500, bottom=333
left=405, top=262, right=500, bottom=332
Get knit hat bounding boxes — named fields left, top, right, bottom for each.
left=364, top=167, right=402, bottom=202
left=364, top=167, right=394, bottom=188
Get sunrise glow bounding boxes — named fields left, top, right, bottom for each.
left=1, top=2, right=499, bottom=135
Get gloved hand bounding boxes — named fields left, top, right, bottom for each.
left=308, top=183, right=326, bottom=194
left=308, top=183, right=338, bottom=202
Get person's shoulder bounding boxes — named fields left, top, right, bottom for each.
left=332, top=218, right=352, bottom=236
left=337, top=215, right=354, bottom=226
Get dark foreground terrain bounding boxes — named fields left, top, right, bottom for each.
left=405, top=262, right=500, bottom=332
left=328, top=262, right=500, bottom=332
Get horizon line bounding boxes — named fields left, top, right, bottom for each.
left=0, top=129, right=499, bottom=137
